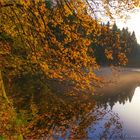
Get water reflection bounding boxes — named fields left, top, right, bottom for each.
left=9, top=76, right=125, bottom=139
left=94, top=85, right=136, bottom=110
left=112, top=86, right=140, bottom=138
left=8, top=76, right=140, bottom=139
left=94, top=86, right=140, bottom=139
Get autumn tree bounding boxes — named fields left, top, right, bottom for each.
left=0, top=0, right=102, bottom=92
left=0, top=0, right=133, bottom=98
left=0, top=0, right=139, bottom=139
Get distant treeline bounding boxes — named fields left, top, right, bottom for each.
left=91, top=21, right=140, bottom=66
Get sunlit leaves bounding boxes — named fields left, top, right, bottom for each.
left=1, top=0, right=129, bottom=92
left=117, top=53, right=128, bottom=65
left=105, top=49, right=113, bottom=60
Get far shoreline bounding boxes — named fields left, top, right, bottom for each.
left=95, top=67, right=140, bottom=97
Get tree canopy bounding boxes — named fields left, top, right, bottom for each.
left=0, top=0, right=133, bottom=91
left=0, top=0, right=139, bottom=138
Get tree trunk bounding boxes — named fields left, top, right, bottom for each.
left=0, top=71, right=10, bottom=104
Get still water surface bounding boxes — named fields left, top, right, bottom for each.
left=89, top=86, right=140, bottom=140
left=53, top=67, right=140, bottom=140
left=54, top=85, right=140, bottom=140
left=55, top=86, right=140, bottom=140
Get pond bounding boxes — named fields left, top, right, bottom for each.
left=54, top=86, right=140, bottom=140
left=11, top=69, right=140, bottom=139
left=90, top=86, right=140, bottom=140
left=112, top=87, right=140, bottom=139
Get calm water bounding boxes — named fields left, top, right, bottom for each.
left=89, top=86, right=140, bottom=140
left=54, top=86, right=140, bottom=140
left=53, top=84, right=140, bottom=140
left=52, top=68, right=140, bottom=139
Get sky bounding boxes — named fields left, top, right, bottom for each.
left=88, top=0, right=140, bottom=44
left=116, top=8, right=140, bottom=44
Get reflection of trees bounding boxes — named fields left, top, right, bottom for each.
left=3, top=76, right=124, bottom=139
left=94, top=84, right=136, bottom=109
left=87, top=107, right=124, bottom=140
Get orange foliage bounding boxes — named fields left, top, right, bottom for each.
left=0, top=0, right=128, bottom=91
left=0, top=0, right=101, bottom=91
